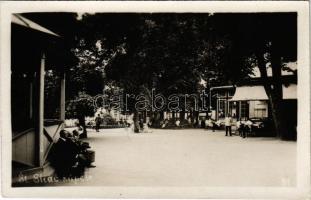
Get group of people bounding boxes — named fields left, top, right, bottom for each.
left=119, top=118, right=131, bottom=127
left=50, top=126, right=95, bottom=179
left=223, top=115, right=254, bottom=138
left=94, top=114, right=131, bottom=132
left=131, top=118, right=152, bottom=133
left=177, top=115, right=254, bottom=138
left=236, top=118, right=254, bottom=138
left=95, top=113, right=256, bottom=138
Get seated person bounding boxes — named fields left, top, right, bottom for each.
left=147, top=121, right=152, bottom=127
left=50, top=130, right=80, bottom=178
left=215, top=120, right=222, bottom=128
left=74, top=123, right=84, bottom=139
left=142, top=123, right=152, bottom=133
left=206, top=118, right=217, bottom=132
left=71, top=130, right=96, bottom=168
left=72, top=130, right=80, bottom=141
left=161, top=119, right=169, bottom=128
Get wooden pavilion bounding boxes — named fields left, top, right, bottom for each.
left=11, top=14, right=67, bottom=184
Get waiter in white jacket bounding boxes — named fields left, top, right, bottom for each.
left=224, top=115, right=233, bottom=136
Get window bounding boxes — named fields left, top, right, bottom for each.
left=254, top=108, right=267, bottom=118
left=240, top=101, right=249, bottom=119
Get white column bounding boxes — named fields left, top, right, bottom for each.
left=60, top=73, right=65, bottom=121
left=216, top=98, right=219, bottom=120
left=239, top=101, right=242, bottom=119
left=38, top=53, right=45, bottom=166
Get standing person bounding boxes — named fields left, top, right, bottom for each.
left=207, top=118, right=216, bottom=132
left=225, top=115, right=233, bottom=136
left=205, top=118, right=209, bottom=130
left=193, top=118, right=197, bottom=128
left=201, top=118, right=206, bottom=128
left=139, top=118, right=144, bottom=131
left=74, top=122, right=84, bottom=139
left=95, top=114, right=102, bottom=132
left=175, top=119, right=180, bottom=127
left=237, top=118, right=246, bottom=138
left=245, top=117, right=253, bottom=137
left=77, top=115, right=87, bottom=139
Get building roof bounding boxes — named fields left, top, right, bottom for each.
left=230, top=84, right=296, bottom=101
left=12, top=14, right=60, bottom=37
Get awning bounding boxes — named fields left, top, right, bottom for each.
left=230, top=86, right=268, bottom=101
left=230, top=85, right=296, bottom=101
left=12, top=14, right=60, bottom=37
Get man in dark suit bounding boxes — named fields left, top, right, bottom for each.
left=50, top=130, right=80, bottom=178
left=95, top=114, right=102, bottom=132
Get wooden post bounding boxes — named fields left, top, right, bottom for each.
left=60, top=73, right=66, bottom=121
left=225, top=91, right=228, bottom=117
left=216, top=96, right=219, bottom=121
left=38, top=53, right=45, bottom=166
left=29, top=81, right=33, bottom=120
left=239, top=101, right=242, bottom=119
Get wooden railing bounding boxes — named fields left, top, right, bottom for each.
left=43, top=122, right=63, bottom=163
left=12, top=128, right=34, bottom=141
left=12, top=128, right=36, bottom=167
left=12, top=120, right=64, bottom=167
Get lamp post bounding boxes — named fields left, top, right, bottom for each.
left=208, top=78, right=216, bottom=112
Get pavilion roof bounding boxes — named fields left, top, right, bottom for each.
left=12, top=14, right=60, bottom=37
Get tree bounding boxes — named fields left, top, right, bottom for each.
left=208, top=13, right=297, bottom=140
left=23, top=13, right=104, bottom=137
left=102, top=14, right=217, bottom=130
left=77, top=13, right=227, bottom=131
left=66, top=92, right=95, bottom=138
left=64, top=12, right=296, bottom=139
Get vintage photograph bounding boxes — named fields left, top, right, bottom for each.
left=1, top=1, right=310, bottom=199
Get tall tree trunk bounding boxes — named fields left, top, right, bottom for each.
left=180, top=109, right=185, bottom=121
left=190, top=108, right=194, bottom=125
left=256, top=51, right=289, bottom=140
left=78, top=114, right=87, bottom=138
left=133, top=110, right=140, bottom=133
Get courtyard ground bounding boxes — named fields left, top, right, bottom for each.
left=55, top=128, right=296, bottom=187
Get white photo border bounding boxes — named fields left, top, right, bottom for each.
left=0, top=1, right=310, bottom=199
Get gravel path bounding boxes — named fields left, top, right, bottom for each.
left=56, top=128, right=296, bottom=187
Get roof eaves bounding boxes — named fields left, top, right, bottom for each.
left=12, top=14, right=60, bottom=37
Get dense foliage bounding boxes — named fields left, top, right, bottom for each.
left=25, top=12, right=297, bottom=138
